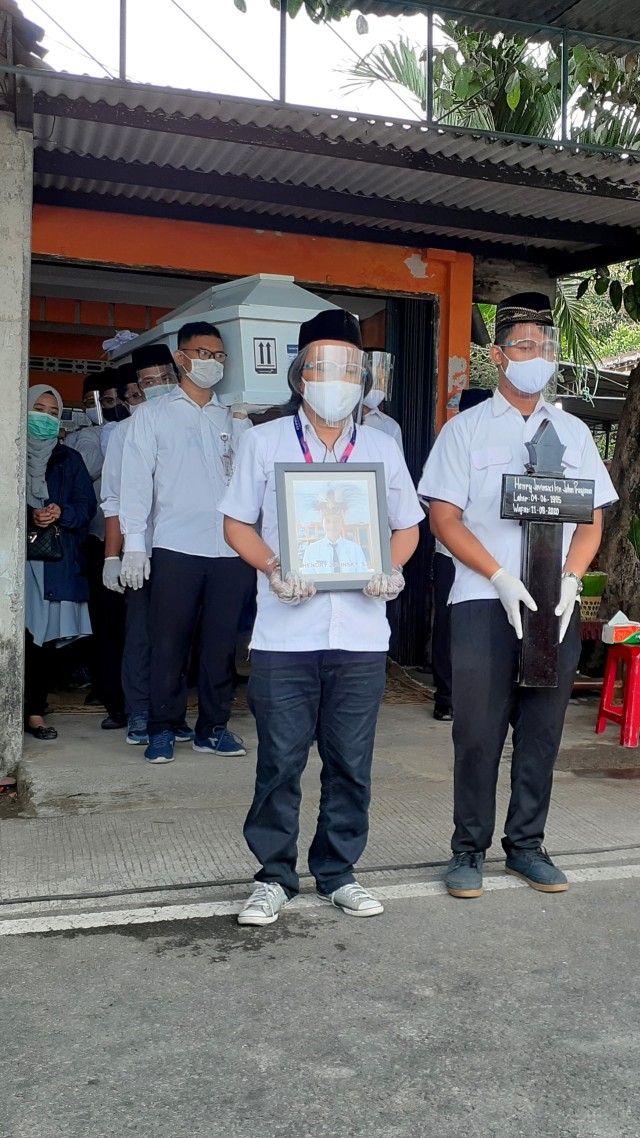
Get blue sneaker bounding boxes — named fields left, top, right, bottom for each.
left=174, top=721, right=195, bottom=743
left=505, top=848, right=568, bottom=893
left=126, top=713, right=149, bottom=746
left=144, top=731, right=175, bottom=765
left=192, top=726, right=246, bottom=757
left=445, top=851, right=485, bottom=898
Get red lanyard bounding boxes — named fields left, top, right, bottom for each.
left=293, top=414, right=356, bottom=464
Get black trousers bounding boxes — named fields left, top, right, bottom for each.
left=148, top=549, right=256, bottom=738
left=245, top=649, right=387, bottom=896
left=450, top=599, right=581, bottom=855
left=24, top=631, right=58, bottom=718
left=123, top=577, right=190, bottom=721
left=86, top=535, right=125, bottom=718
left=431, top=552, right=455, bottom=707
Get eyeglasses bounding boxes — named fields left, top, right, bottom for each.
left=501, top=338, right=557, bottom=360
left=100, top=394, right=119, bottom=408
left=181, top=348, right=227, bottom=363
left=303, top=362, right=365, bottom=381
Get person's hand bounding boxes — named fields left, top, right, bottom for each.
left=267, top=557, right=316, bottom=605
left=120, top=551, right=151, bottom=591
left=32, top=504, right=60, bottom=527
left=363, top=566, right=405, bottom=600
left=490, top=568, right=537, bottom=639
left=103, top=556, right=125, bottom=594
left=231, top=403, right=250, bottom=419
left=555, top=574, right=580, bottom=643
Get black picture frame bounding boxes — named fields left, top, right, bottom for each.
left=275, top=462, right=391, bottom=591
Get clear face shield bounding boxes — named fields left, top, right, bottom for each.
left=137, top=365, right=178, bottom=401
left=297, top=344, right=367, bottom=428
left=363, top=351, right=395, bottom=410
left=497, top=326, right=559, bottom=395
left=83, top=390, right=104, bottom=426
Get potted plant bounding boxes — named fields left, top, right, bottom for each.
left=580, top=571, right=608, bottom=620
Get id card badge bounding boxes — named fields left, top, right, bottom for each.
left=220, top=433, right=233, bottom=482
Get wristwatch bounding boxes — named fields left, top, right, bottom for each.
left=562, top=571, right=584, bottom=594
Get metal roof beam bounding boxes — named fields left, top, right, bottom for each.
left=32, top=186, right=550, bottom=264
left=33, top=149, right=635, bottom=248
left=33, top=93, right=640, bottom=207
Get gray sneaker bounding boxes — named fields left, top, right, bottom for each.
left=317, top=881, right=384, bottom=917
left=505, top=848, right=568, bottom=892
left=445, top=852, right=485, bottom=898
left=237, top=882, right=289, bottom=926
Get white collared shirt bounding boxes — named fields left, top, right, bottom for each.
left=219, top=410, right=423, bottom=651
left=418, top=389, right=617, bottom=605
left=101, top=417, right=153, bottom=558
left=362, top=407, right=404, bottom=453
left=120, top=386, right=251, bottom=558
left=301, top=535, right=369, bottom=574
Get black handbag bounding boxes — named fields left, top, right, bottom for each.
left=26, top=523, right=63, bottom=562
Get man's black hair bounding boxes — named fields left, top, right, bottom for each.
left=177, top=321, right=223, bottom=347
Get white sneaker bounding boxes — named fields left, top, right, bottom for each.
left=237, top=882, right=290, bottom=926
left=317, top=881, right=384, bottom=918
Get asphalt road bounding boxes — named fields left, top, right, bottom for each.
left=1, top=878, right=639, bottom=1138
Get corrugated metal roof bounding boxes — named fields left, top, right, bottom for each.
left=346, top=1, right=640, bottom=46
left=24, top=72, right=640, bottom=267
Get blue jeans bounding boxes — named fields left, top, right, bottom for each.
left=245, top=649, right=387, bottom=896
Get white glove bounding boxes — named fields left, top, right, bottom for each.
left=103, top=556, right=125, bottom=594
left=555, top=575, right=580, bottom=643
left=363, top=566, right=405, bottom=600
left=231, top=403, right=250, bottom=419
left=267, top=557, right=316, bottom=606
left=120, top=551, right=151, bottom=591
left=490, top=568, right=537, bottom=640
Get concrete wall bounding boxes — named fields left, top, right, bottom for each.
left=0, top=112, right=32, bottom=772
left=474, top=257, right=557, bottom=304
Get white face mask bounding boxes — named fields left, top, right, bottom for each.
left=86, top=407, right=101, bottom=425
left=303, top=380, right=362, bottom=423
left=363, top=388, right=385, bottom=410
left=184, top=357, right=224, bottom=389
left=144, top=383, right=177, bottom=401
left=504, top=355, right=557, bottom=395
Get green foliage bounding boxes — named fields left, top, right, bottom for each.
left=554, top=278, right=603, bottom=376
left=342, top=25, right=640, bottom=149
left=267, top=0, right=351, bottom=20
left=577, top=263, right=640, bottom=326
left=581, top=571, right=608, bottom=596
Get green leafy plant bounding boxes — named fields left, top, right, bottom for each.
left=578, top=263, right=640, bottom=323
left=581, top=571, right=608, bottom=596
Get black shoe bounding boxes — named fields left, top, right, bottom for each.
left=433, top=704, right=453, bottom=721
left=25, top=723, right=58, bottom=741
left=84, top=691, right=104, bottom=707
left=101, top=714, right=127, bottom=730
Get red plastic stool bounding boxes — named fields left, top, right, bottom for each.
left=596, top=644, right=640, bottom=747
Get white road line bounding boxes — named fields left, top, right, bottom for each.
left=0, top=863, right=638, bottom=937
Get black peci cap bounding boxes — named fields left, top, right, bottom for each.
left=495, top=292, right=554, bottom=336
left=297, top=309, right=363, bottom=352
left=131, top=343, right=175, bottom=372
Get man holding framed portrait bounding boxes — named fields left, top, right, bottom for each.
left=221, top=308, right=423, bottom=927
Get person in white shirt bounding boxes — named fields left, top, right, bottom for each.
left=101, top=345, right=194, bottom=748
left=361, top=350, right=404, bottom=453
left=301, top=503, right=369, bottom=574
left=419, top=292, right=617, bottom=899
left=119, top=321, right=255, bottom=765
left=65, top=369, right=129, bottom=728
left=221, top=309, right=423, bottom=926
left=426, top=387, right=493, bottom=722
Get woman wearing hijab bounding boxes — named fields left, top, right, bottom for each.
left=25, top=386, right=97, bottom=740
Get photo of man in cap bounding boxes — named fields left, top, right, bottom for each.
left=420, top=292, right=617, bottom=900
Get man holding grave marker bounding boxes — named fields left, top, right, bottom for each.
left=419, top=293, right=616, bottom=899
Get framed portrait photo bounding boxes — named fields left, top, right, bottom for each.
left=275, top=462, right=392, bottom=591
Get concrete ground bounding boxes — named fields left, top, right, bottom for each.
left=1, top=874, right=639, bottom=1138
left=4, top=694, right=640, bottom=905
